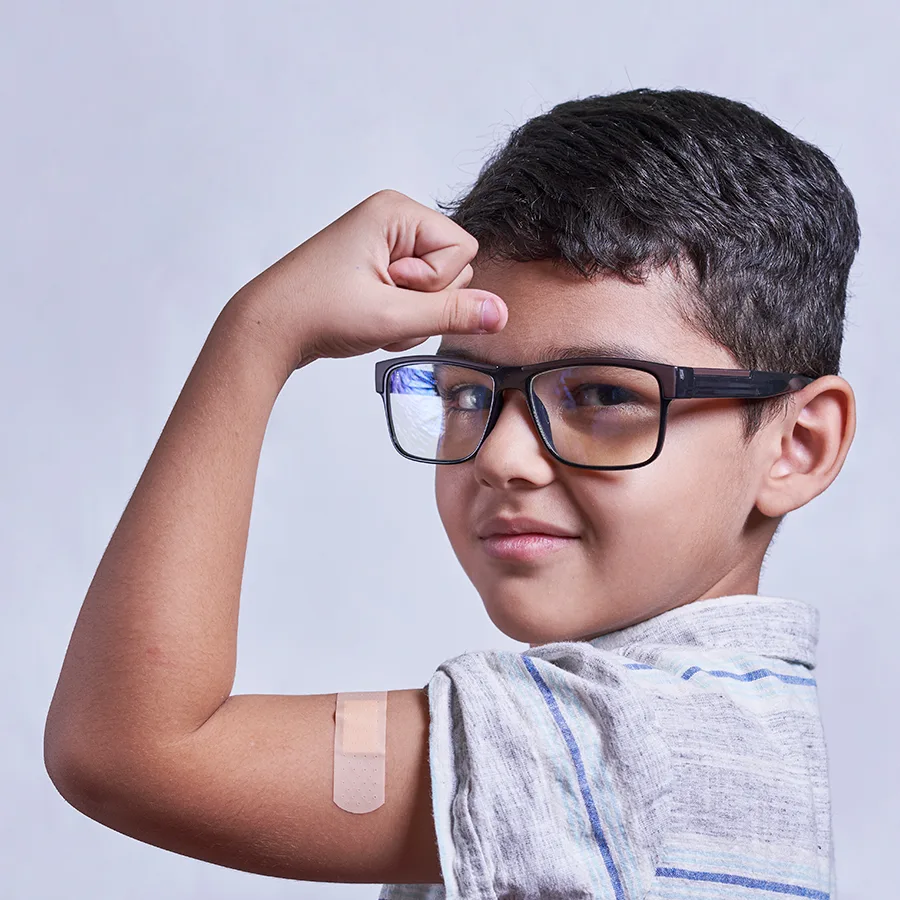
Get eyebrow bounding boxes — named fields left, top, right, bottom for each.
left=434, top=341, right=668, bottom=365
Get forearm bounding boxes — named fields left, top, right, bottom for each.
left=45, top=295, right=296, bottom=769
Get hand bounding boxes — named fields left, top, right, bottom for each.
left=229, top=189, right=508, bottom=370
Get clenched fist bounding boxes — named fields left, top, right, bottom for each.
left=229, top=189, right=508, bottom=372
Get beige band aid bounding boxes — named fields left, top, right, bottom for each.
left=333, top=691, right=387, bottom=814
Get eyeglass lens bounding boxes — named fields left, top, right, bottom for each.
left=386, top=363, right=662, bottom=467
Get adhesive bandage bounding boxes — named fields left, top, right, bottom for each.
left=333, top=691, right=387, bottom=813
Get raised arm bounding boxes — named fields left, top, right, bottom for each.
left=42, top=189, right=507, bottom=883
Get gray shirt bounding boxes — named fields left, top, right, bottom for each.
left=379, top=593, right=833, bottom=899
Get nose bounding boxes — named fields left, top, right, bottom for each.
left=472, top=389, right=557, bottom=488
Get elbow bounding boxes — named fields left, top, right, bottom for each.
left=44, top=715, right=184, bottom=828
left=44, top=722, right=113, bottom=815
left=43, top=704, right=141, bottom=819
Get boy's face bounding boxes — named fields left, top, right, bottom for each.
left=434, top=259, right=779, bottom=646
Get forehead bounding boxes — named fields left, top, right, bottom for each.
left=438, top=259, right=737, bottom=368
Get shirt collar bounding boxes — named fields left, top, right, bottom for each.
left=586, top=594, right=819, bottom=669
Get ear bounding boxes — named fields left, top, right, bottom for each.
left=755, top=375, right=856, bottom=518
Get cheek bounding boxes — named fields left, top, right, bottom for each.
left=434, top=467, right=469, bottom=541
left=579, top=426, right=747, bottom=546
left=643, top=424, right=752, bottom=544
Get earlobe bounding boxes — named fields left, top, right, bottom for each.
left=754, top=376, right=856, bottom=518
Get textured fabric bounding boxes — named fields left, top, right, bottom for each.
left=379, top=594, right=834, bottom=900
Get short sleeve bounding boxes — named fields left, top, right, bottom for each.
left=382, top=643, right=673, bottom=900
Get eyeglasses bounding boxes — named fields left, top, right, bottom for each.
left=374, top=355, right=814, bottom=471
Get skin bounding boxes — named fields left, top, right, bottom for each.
left=42, top=190, right=855, bottom=885
left=435, top=258, right=857, bottom=647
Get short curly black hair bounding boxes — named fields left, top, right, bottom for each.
left=438, top=88, right=860, bottom=438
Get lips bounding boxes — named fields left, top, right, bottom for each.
left=476, top=516, right=580, bottom=539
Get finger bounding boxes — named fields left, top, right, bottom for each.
left=378, top=272, right=472, bottom=352
left=444, top=263, right=474, bottom=291
left=388, top=249, right=475, bottom=291
left=385, top=209, right=479, bottom=292
left=388, top=284, right=508, bottom=338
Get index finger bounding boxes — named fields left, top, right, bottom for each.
left=380, top=197, right=480, bottom=292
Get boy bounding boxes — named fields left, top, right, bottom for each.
left=44, top=88, right=858, bottom=899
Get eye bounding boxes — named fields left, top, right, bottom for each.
left=569, top=383, right=635, bottom=407
left=442, top=384, right=492, bottom=410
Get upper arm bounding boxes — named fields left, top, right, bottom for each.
left=56, top=689, right=441, bottom=885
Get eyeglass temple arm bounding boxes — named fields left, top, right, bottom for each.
left=675, top=368, right=814, bottom=399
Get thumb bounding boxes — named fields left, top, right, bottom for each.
left=392, top=286, right=508, bottom=338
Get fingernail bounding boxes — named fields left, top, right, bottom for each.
left=480, top=297, right=501, bottom=331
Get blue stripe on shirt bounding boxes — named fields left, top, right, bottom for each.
left=521, top=654, right=627, bottom=900
left=623, top=662, right=816, bottom=686
left=656, top=866, right=828, bottom=899
left=680, top=666, right=816, bottom=686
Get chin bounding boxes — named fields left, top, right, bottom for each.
left=478, top=582, right=599, bottom=646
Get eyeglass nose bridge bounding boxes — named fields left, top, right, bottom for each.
left=474, top=372, right=555, bottom=458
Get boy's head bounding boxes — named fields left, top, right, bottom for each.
left=431, top=88, right=859, bottom=646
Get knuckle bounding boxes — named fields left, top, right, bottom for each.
left=417, top=265, right=443, bottom=288
left=461, top=230, right=479, bottom=256
left=368, top=188, right=404, bottom=207
left=442, top=292, right=477, bottom=333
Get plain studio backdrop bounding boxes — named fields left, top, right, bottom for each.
left=2, top=2, right=895, bottom=898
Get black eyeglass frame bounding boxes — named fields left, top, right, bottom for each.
left=374, top=354, right=814, bottom=471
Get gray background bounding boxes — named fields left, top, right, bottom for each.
left=2, top=2, right=894, bottom=897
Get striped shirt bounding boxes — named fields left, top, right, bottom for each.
left=378, top=593, right=833, bottom=899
